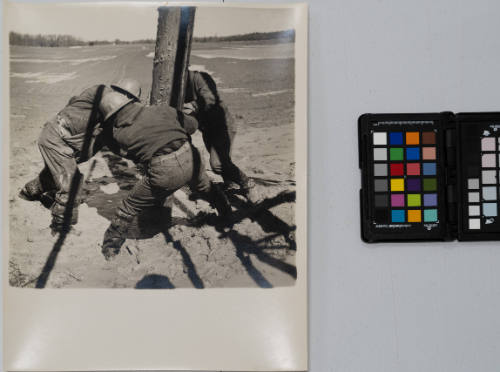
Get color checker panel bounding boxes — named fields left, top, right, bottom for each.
left=372, top=130, right=438, bottom=224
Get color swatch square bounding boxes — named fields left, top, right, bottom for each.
left=373, top=132, right=387, bottom=145
left=483, top=186, right=497, bottom=201
left=390, top=178, right=405, bottom=192
left=469, top=205, right=480, bottom=216
left=406, top=163, right=420, bottom=176
left=374, top=179, right=388, bottom=192
left=390, top=163, right=404, bottom=176
left=390, top=148, right=404, bottom=161
left=423, top=163, right=436, bottom=176
left=482, top=137, right=496, bottom=151
left=424, top=209, right=438, bottom=222
left=483, top=202, right=497, bottom=217
left=375, top=194, right=389, bottom=207
left=407, top=209, right=421, bottom=222
left=468, top=178, right=480, bottom=190
left=389, top=132, right=403, bottom=145
left=406, top=132, right=420, bottom=145
left=375, top=209, right=389, bottom=223
left=469, top=192, right=480, bottom=203
left=407, top=194, right=421, bottom=207
left=423, top=178, right=437, bottom=191
left=373, top=148, right=387, bottom=161
left=407, top=178, right=421, bottom=192
left=422, top=147, right=436, bottom=160
left=482, top=153, right=496, bottom=168
left=469, top=218, right=481, bottom=230
left=423, top=193, right=437, bottom=206
left=482, top=170, right=497, bottom=184
left=406, top=147, right=420, bottom=161
left=422, top=131, right=436, bottom=145
left=391, top=210, right=405, bottom=223
left=374, top=163, right=387, bottom=177
left=391, top=194, right=405, bottom=207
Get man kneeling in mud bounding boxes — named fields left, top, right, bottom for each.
left=98, top=88, right=232, bottom=261
left=20, top=79, right=142, bottom=233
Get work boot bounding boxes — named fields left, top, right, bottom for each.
left=101, top=214, right=133, bottom=261
left=241, top=179, right=263, bottom=205
left=19, top=178, right=44, bottom=201
left=50, top=197, right=79, bottom=234
left=208, top=183, right=232, bottom=220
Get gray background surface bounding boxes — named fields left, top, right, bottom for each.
left=4, top=0, right=500, bottom=371
left=308, top=0, right=500, bottom=371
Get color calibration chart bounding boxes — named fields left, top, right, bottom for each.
left=372, top=130, right=438, bottom=225
left=467, top=136, right=499, bottom=230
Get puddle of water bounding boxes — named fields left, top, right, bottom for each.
left=11, top=72, right=43, bottom=79
left=252, top=89, right=292, bottom=97
left=10, top=55, right=117, bottom=65
left=100, top=183, right=120, bottom=195
left=219, top=87, right=248, bottom=94
left=11, top=71, right=78, bottom=84
left=192, top=43, right=294, bottom=60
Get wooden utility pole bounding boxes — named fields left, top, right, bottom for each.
left=149, top=6, right=196, bottom=228
left=150, top=6, right=196, bottom=109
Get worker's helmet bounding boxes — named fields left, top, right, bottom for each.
left=111, top=78, right=142, bottom=101
left=99, top=90, right=133, bottom=121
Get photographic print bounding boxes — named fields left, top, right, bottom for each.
left=8, top=2, right=300, bottom=289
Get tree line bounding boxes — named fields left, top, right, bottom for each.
left=9, top=29, right=295, bottom=47
left=194, top=30, right=295, bottom=43
left=9, top=32, right=86, bottom=47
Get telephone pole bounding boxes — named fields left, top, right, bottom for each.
left=150, top=6, right=196, bottom=109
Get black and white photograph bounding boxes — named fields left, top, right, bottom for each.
left=7, top=3, right=301, bottom=289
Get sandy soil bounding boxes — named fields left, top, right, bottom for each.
left=8, top=42, right=296, bottom=288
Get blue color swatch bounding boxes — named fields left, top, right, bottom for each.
left=406, top=147, right=420, bottom=161
left=391, top=209, right=405, bottom=223
left=389, top=132, right=403, bottom=145
left=423, top=162, right=436, bottom=176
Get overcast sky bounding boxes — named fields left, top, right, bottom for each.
left=7, top=2, right=297, bottom=41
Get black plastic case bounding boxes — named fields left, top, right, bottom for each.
left=359, top=112, right=500, bottom=243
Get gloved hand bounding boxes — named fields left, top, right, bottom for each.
left=183, top=101, right=198, bottom=115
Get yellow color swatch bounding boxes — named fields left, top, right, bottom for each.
left=390, top=178, right=405, bottom=192
left=408, top=210, right=422, bottom=223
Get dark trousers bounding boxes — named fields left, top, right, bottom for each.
left=201, top=118, right=249, bottom=188
left=117, top=142, right=212, bottom=219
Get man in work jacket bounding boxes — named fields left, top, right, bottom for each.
left=20, top=78, right=142, bottom=233
left=184, top=70, right=261, bottom=204
left=98, top=89, right=232, bottom=261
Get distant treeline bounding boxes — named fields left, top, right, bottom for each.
left=194, top=29, right=295, bottom=43
left=9, top=32, right=86, bottom=47
left=9, top=29, right=295, bottom=47
left=9, top=32, right=154, bottom=47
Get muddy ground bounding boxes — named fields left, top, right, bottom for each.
left=8, top=41, right=296, bottom=288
